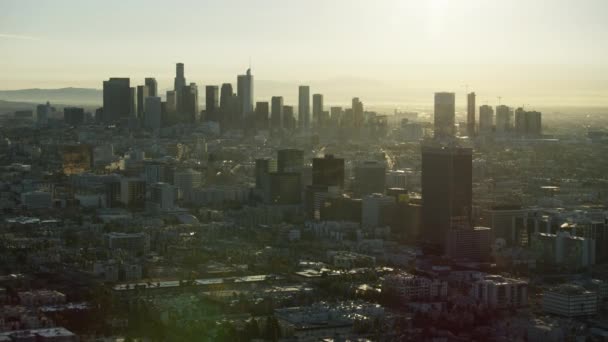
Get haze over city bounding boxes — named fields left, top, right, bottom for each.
left=2, top=0, right=608, bottom=106
left=2, top=1, right=608, bottom=342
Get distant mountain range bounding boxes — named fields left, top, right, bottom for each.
left=0, top=88, right=102, bottom=106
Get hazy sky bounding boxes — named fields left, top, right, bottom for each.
left=1, top=0, right=608, bottom=106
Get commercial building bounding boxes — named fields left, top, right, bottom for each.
left=237, top=68, right=254, bottom=116
left=383, top=272, right=448, bottom=301
left=542, top=284, right=598, bottom=317
left=354, top=161, right=386, bottom=196
left=63, top=107, right=85, bottom=126
left=102, top=77, right=131, bottom=123
left=470, top=275, right=528, bottom=308
left=421, top=144, right=472, bottom=250
left=434, top=92, right=455, bottom=138
left=298, top=85, right=310, bottom=130
left=446, top=226, right=492, bottom=260
left=312, top=154, right=345, bottom=188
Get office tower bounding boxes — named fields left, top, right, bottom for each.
left=205, top=85, right=219, bottom=121
left=434, top=92, right=456, bottom=138
left=312, top=154, right=345, bottom=188
left=136, top=85, right=149, bottom=118
left=362, top=193, right=396, bottom=227
left=36, top=102, right=51, bottom=126
left=174, top=169, right=202, bottom=202
left=174, top=63, right=186, bottom=93
left=278, top=149, right=304, bottom=173
left=515, top=108, right=542, bottom=136
left=220, top=83, right=234, bottom=111
left=102, top=78, right=131, bottom=123
left=330, top=106, right=343, bottom=126
left=181, top=83, right=199, bottom=123
left=467, top=92, right=476, bottom=136
left=129, top=87, right=137, bottom=117
left=312, top=94, right=324, bottom=128
left=120, top=178, right=146, bottom=210
left=166, top=91, right=176, bottom=114
left=479, top=105, right=494, bottom=134
left=145, top=78, right=158, bottom=97
left=268, top=172, right=301, bottom=205
left=237, top=68, right=254, bottom=116
left=354, top=161, right=386, bottom=197
left=298, top=85, right=310, bottom=130
left=271, top=96, right=284, bottom=129
left=255, top=158, right=276, bottom=190
left=150, top=182, right=177, bottom=211
left=421, top=144, right=473, bottom=250
left=144, top=96, right=162, bottom=130
left=64, top=107, right=85, bottom=126
left=283, top=105, right=296, bottom=131
left=254, top=101, right=269, bottom=130
left=352, top=97, right=364, bottom=128
left=495, top=105, right=511, bottom=134
left=526, top=111, right=542, bottom=136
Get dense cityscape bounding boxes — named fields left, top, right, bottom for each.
left=1, top=60, right=607, bottom=341
left=2, top=0, right=608, bottom=341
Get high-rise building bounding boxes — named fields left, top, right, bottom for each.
left=102, top=78, right=131, bottom=123
left=362, top=193, right=396, bottom=228
left=467, top=92, right=476, bottom=136
left=283, top=106, right=296, bottom=131
left=144, top=96, right=161, bottom=130
left=205, top=85, right=219, bottom=121
left=278, top=149, right=304, bottom=173
left=64, top=107, right=85, bottom=126
left=150, top=182, right=177, bottom=211
left=352, top=97, right=364, bottom=128
left=219, top=83, right=234, bottom=129
left=330, top=106, right=343, bottom=126
left=479, top=105, right=494, bottom=134
left=268, top=172, right=301, bottom=205
left=271, top=96, right=284, bottom=129
left=174, top=169, right=202, bottom=202
left=120, top=178, right=146, bottom=210
left=515, top=108, right=542, bottom=136
left=136, top=85, right=149, bottom=118
left=354, top=161, right=386, bottom=197
left=174, top=63, right=186, bottom=93
left=312, top=94, right=324, bottom=128
left=180, top=83, right=199, bottom=123
left=495, top=105, right=511, bottom=134
left=237, top=68, right=254, bottom=116
left=145, top=78, right=158, bottom=97
left=166, top=91, right=177, bottom=114
left=298, top=85, right=310, bottom=130
left=421, top=144, right=472, bottom=250
left=129, top=87, right=137, bottom=117
left=312, top=154, right=345, bottom=188
left=434, top=92, right=455, bottom=138
left=254, top=101, right=269, bottom=130
left=36, top=102, right=51, bottom=126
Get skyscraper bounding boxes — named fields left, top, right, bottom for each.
left=421, top=144, right=472, bottom=250
left=467, top=92, right=476, bottom=136
left=205, top=85, right=219, bottom=121
left=278, top=149, right=304, bottom=173
left=298, top=86, right=310, bottom=130
left=352, top=97, right=364, bottom=128
left=312, top=93, right=324, bottom=128
left=312, top=154, right=345, bottom=188
left=102, top=78, right=131, bottom=123
left=434, top=92, right=455, bottom=138
left=219, top=83, right=234, bottom=129
left=479, top=105, right=494, bottom=134
left=254, top=101, right=269, bottom=130
left=495, top=105, right=511, bottom=134
left=181, top=83, right=199, bottom=124
left=354, top=161, right=386, bottom=197
left=271, top=96, right=284, bottom=130
left=237, top=68, right=254, bottom=117
left=283, top=105, right=296, bottom=131
left=136, top=85, right=149, bottom=118
left=174, top=63, right=186, bottom=93
left=145, top=78, right=158, bottom=97
left=129, top=87, right=137, bottom=117
left=64, top=107, right=85, bottom=126
left=144, top=96, right=161, bottom=130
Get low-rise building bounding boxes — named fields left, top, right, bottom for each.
left=542, top=284, right=598, bottom=317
